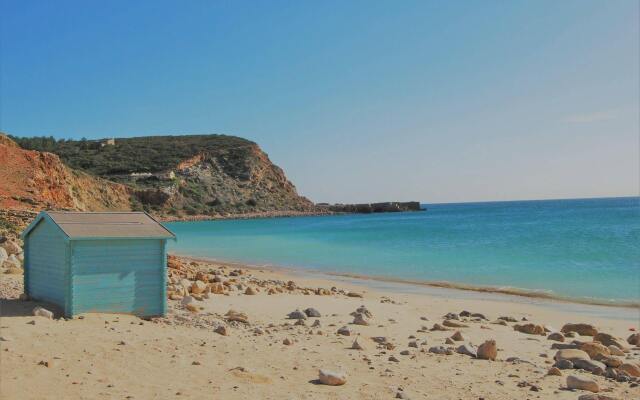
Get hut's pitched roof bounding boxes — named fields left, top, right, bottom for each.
left=22, top=211, right=175, bottom=240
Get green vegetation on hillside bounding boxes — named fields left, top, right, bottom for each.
left=9, top=134, right=255, bottom=176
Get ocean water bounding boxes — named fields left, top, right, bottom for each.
left=166, top=197, right=640, bottom=305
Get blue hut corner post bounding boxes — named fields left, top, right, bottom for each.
left=64, top=240, right=73, bottom=318
left=161, top=239, right=168, bottom=316
left=23, top=239, right=29, bottom=298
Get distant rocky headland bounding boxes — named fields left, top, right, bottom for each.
left=317, top=201, right=422, bottom=214
left=0, top=133, right=421, bottom=236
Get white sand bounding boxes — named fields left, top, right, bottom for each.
left=1, top=260, right=638, bottom=399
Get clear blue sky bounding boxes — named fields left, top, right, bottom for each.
left=1, top=0, right=638, bottom=203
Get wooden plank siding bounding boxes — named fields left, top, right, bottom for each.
left=70, top=239, right=166, bottom=316
left=25, top=219, right=69, bottom=310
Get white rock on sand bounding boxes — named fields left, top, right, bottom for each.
left=318, top=369, right=347, bottom=385
left=566, top=375, right=600, bottom=392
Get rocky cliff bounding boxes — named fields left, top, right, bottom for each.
left=1, top=134, right=315, bottom=221
left=0, top=134, right=132, bottom=213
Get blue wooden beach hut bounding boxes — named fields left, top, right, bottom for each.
left=21, top=211, right=175, bottom=318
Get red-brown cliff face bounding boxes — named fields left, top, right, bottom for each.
left=0, top=134, right=132, bottom=212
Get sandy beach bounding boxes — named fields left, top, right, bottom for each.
left=1, top=255, right=638, bottom=400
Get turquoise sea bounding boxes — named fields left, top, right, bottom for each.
left=166, top=197, right=640, bottom=306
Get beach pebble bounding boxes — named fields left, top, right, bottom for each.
left=618, top=363, right=640, bottom=377
left=287, top=309, right=307, bottom=320
left=311, top=319, right=321, bottom=328
left=244, top=287, right=257, bottom=295
left=225, top=310, right=248, bottom=323
left=318, top=369, right=346, bottom=385
left=430, top=323, right=450, bottom=331
left=580, top=342, right=610, bottom=358
left=32, top=306, right=53, bottom=319
left=593, top=333, right=627, bottom=350
left=577, top=395, right=620, bottom=400
left=450, top=331, right=465, bottom=341
left=514, top=323, right=546, bottom=335
left=445, top=337, right=455, bottom=345
left=283, top=338, right=294, bottom=346
left=346, top=291, right=363, bottom=298
left=352, top=313, right=370, bottom=326
left=442, top=319, right=468, bottom=328
left=351, top=339, right=364, bottom=350
left=566, top=375, right=599, bottom=393
left=477, top=340, right=497, bottom=361
left=547, top=332, right=565, bottom=342
left=351, top=305, right=373, bottom=318
left=185, top=303, right=199, bottom=313
left=607, top=345, right=625, bottom=356
left=337, top=325, right=352, bottom=336
left=561, top=323, right=597, bottom=337
left=408, top=340, right=418, bottom=348
left=456, top=344, right=477, bottom=358
left=428, top=346, right=453, bottom=355
left=554, top=359, right=574, bottom=369
left=214, top=325, right=229, bottom=336
left=190, top=280, right=207, bottom=294
left=181, top=296, right=194, bottom=306
left=304, top=308, right=321, bottom=318
left=627, top=333, right=640, bottom=346
left=388, top=355, right=400, bottom=362
left=554, top=349, right=590, bottom=362
left=547, top=367, right=562, bottom=376
left=573, top=359, right=606, bottom=374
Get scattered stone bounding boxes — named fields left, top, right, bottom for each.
left=351, top=339, right=364, bottom=350
left=561, top=323, right=597, bottom=337
left=445, top=337, right=455, bottom=345
left=547, top=367, right=562, bottom=376
left=287, top=309, right=307, bottom=320
left=304, top=308, right=321, bottom=318
left=547, top=332, right=565, bottom=342
left=346, top=291, right=363, bottom=298
left=337, top=326, right=352, bottom=336
left=498, top=316, right=518, bottom=322
left=580, top=342, right=610, bottom=359
left=573, top=359, right=606, bottom=374
left=428, top=346, right=453, bottom=355
left=442, top=319, right=468, bottom=328
left=399, top=350, right=410, bottom=356
left=351, top=305, right=373, bottom=318
left=554, top=359, right=574, bottom=370
left=32, top=306, right=53, bottom=319
left=430, top=323, right=450, bottom=331
left=554, top=349, right=590, bottom=362
left=514, top=323, right=546, bottom=335
left=593, top=332, right=627, bottom=350
left=214, top=325, right=229, bottom=336
left=618, top=363, right=640, bottom=377
left=388, top=355, right=400, bottom=362
left=311, top=319, right=321, bottom=328
left=477, top=340, right=497, bottom=361
left=283, top=338, right=294, bottom=346
left=608, top=345, right=625, bottom=356
left=577, top=395, right=620, bottom=400
left=456, top=344, right=477, bottom=358
left=294, top=319, right=306, bottom=326
left=244, top=287, right=257, bottom=295
left=352, top=313, right=370, bottom=326
left=186, top=303, right=199, bottom=313
left=318, top=369, right=346, bottom=386
left=408, top=340, right=418, bottom=348
left=190, top=280, right=207, bottom=294
left=450, top=331, right=464, bottom=341
left=38, top=360, right=54, bottom=368
left=566, top=375, right=599, bottom=393
left=225, top=310, right=248, bottom=323
left=627, top=333, right=640, bottom=346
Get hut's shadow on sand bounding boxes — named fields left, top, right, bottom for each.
left=0, top=299, right=63, bottom=318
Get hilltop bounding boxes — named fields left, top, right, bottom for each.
left=0, top=134, right=317, bottom=235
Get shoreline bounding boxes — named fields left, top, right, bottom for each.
left=171, top=253, right=640, bottom=314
